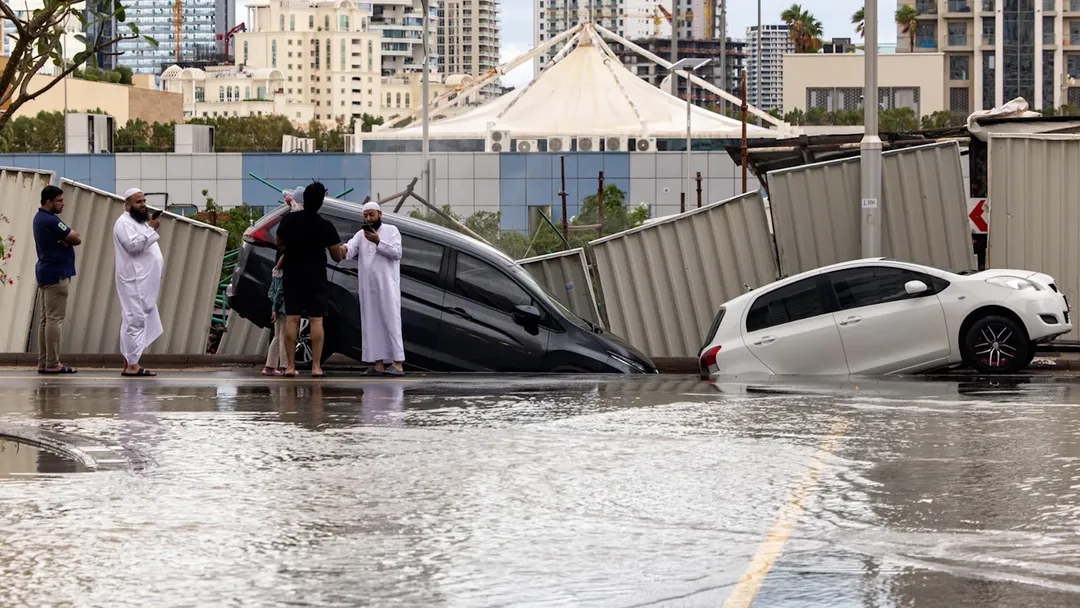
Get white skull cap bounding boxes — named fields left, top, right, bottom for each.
left=362, top=202, right=381, bottom=212
left=124, top=188, right=143, bottom=199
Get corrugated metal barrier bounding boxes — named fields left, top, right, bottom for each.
left=518, top=248, right=602, bottom=328
left=49, top=180, right=229, bottom=354
left=589, top=191, right=778, bottom=358
left=988, top=134, right=1080, bottom=340
left=217, top=310, right=271, bottom=356
left=0, top=168, right=58, bottom=352
left=767, top=141, right=975, bottom=277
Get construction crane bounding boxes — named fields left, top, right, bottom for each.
left=173, top=0, right=183, bottom=62
left=542, top=4, right=694, bottom=35
left=217, top=23, right=247, bottom=62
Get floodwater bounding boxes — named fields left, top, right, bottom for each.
left=1, top=371, right=1079, bottom=607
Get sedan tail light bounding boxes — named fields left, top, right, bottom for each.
left=244, top=213, right=283, bottom=247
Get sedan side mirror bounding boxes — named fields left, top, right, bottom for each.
left=905, top=280, right=929, bottom=296
left=513, top=304, right=542, bottom=324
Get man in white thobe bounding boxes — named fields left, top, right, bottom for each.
left=345, top=202, right=405, bottom=376
left=113, top=188, right=164, bottom=377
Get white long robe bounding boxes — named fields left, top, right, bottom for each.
left=345, top=224, right=404, bottom=363
left=113, top=213, right=165, bottom=365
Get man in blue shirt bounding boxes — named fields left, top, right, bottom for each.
left=33, top=185, right=81, bottom=374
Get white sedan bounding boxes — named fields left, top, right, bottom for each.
left=698, top=258, right=1072, bottom=378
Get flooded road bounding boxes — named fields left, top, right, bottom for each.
left=1, top=371, right=1079, bottom=607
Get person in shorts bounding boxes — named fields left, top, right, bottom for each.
left=274, top=181, right=345, bottom=377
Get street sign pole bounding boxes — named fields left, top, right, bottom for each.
left=861, top=0, right=882, bottom=257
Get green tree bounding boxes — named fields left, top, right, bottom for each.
left=116, top=65, right=134, bottom=85
left=853, top=7, right=865, bottom=38
left=783, top=107, right=807, bottom=126
left=0, top=0, right=156, bottom=132
left=0, top=110, right=65, bottom=152
left=219, top=203, right=262, bottom=250
left=359, top=113, right=384, bottom=132
left=115, top=118, right=152, bottom=152
left=805, top=106, right=829, bottom=125
left=896, top=4, right=921, bottom=51
left=920, top=110, right=966, bottom=130
left=879, top=107, right=920, bottom=132
left=781, top=4, right=824, bottom=53
left=149, top=121, right=175, bottom=151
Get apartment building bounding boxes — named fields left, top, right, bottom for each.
left=611, top=37, right=747, bottom=104
left=746, top=24, right=794, bottom=112
left=438, top=0, right=501, bottom=97
left=161, top=64, right=317, bottom=123
left=900, top=0, right=1080, bottom=113
left=237, top=0, right=384, bottom=124
left=534, top=0, right=666, bottom=75
left=111, top=0, right=237, bottom=74
left=370, top=0, right=440, bottom=75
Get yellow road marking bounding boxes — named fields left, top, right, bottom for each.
left=722, top=418, right=851, bottom=608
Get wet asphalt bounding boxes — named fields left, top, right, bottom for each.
left=1, top=369, right=1079, bottom=607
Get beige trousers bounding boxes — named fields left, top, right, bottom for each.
left=37, top=279, right=69, bottom=370
left=265, top=315, right=288, bottom=369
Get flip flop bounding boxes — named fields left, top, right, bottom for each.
left=121, top=368, right=157, bottom=377
left=39, top=366, right=77, bottom=375
left=383, top=368, right=405, bottom=377
left=363, top=367, right=382, bottom=376
left=311, top=372, right=327, bottom=378
left=283, top=371, right=298, bottom=378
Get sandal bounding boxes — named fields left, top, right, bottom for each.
left=39, top=366, right=77, bottom=375
left=121, top=368, right=157, bottom=377
left=363, top=367, right=382, bottom=376
left=261, top=368, right=282, bottom=377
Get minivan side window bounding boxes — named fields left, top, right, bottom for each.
left=745, top=278, right=825, bottom=333
left=400, top=234, right=444, bottom=286
left=828, top=266, right=931, bottom=310
left=453, top=252, right=532, bottom=314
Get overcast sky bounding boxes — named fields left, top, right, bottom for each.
left=236, top=1, right=900, bottom=87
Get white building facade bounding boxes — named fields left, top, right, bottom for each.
left=161, top=64, right=317, bottom=123
left=746, top=23, right=794, bottom=112
left=237, top=0, right=385, bottom=124
left=438, top=0, right=500, bottom=96
left=370, top=0, right=440, bottom=75
left=533, top=0, right=667, bottom=74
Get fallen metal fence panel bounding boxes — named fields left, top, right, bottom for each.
left=518, top=248, right=602, bottom=328
left=767, top=141, right=974, bottom=277
left=588, top=191, right=778, bottom=358
left=217, top=310, right=272, bottom=356
left=49, top=179, right=229, bottom=355
left=988, top=134, right=1080, bottom=340
left=0, top=168, right=57, bottom=352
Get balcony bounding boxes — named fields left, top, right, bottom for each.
left=1045, top=0, right=1058, bottom=11
left=982, top=32, right=996, bottom=45
left=916, top=1, right=939, bottom=15
left=945, top=0, right=973, bottom=13
left=915, top=36, right=939, bottom=50
left=982, top=0, right=994, bottom=10
left=947, top=33, right=974, bottom=47
left=1046, top=30, right=1058, bottom=44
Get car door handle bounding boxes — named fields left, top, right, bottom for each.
left=448, top=307, right=474, bottom=320
left=838, top=316, right=863, bottom=326
left=752, top=336, right=776, bottom=346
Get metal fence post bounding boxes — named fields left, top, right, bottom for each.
left=597, top=170, right=605, bottom=237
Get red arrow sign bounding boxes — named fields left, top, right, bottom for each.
left=968, top=199, right=988, bottom=233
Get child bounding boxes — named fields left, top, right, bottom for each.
left=262, top=252, right=288, bottom=376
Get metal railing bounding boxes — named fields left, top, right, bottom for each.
left=916, top=1, right=939, bottom=14
left=1045, top=0, right=1057, bottom=11
left=915, top=36, right=940, bottom=50
left=946, top=0, right=973, bottom=12
left=947, top=34, right=974, bottom=46
left=1045, top=30, right=1057, bottom=44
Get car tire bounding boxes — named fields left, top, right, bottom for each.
left=293, top=318, right=335, bottom=370
left=962, top=315, right=1030, bottom=374
left=1019, top=342, right=1038, bottom=370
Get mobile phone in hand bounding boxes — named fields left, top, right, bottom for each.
left=151, top=209, right=164, bottom=220
left=362, top=223, right=375, bottom=233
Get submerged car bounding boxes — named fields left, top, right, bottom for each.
left=227, top=199, right=656, bottom=374
left=698, top=258, right=1072, bottom=378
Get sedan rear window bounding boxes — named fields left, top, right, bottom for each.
left=702, top=307, right=726, bottom=349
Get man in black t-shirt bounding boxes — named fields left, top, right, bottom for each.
left=275, top=182, right=346, bottom=377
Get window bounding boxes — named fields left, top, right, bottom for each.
left=386, top=92, right=391, bottom=106
left=309, top=15, right=314, bottom=29
left=400, top=235, right=445, bottom=285
left=950, top=55, right=970, bottom=80
left=326, top=39, right=331, bottom=69
left=290, top=15, right=295, bottom=31
left=243, top=41, right=248, bottom=64
left=405, top=92, right=410, bottom=107
left=453, top=253, right=532, bottom=315
left=280, top=15, right=285, bottom=31
left=325, top=15, right=330, bottom=31
left=745, top=278, right=825, bottom=333
left=396, top=92, right=401, bottom=107
left=244, top=86, right=250, bottom=99
left=195, top=87, right=204, bottom=102
left=368, top=41, right=373, bottom=72
left=272, top=40, right=277, bottom=68
left=828, top=267, right=932, bottom=310
left=341, top=40, right=346, bottom=70
left=219, top=86, right=224, bottom=101
left=950, top=87, right=971, bottom=113
left=234, top=86, right=240, bottom=99
left=341, top=15, right=349, bottom=31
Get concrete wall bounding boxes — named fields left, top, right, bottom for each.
left=783, top=52, right=947, bottom=115
left=0, top=151, right=755, bottom=230
left=14, top=76, right=184, bottom=125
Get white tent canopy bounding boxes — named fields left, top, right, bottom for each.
left=364, top=28, right=779, bottom=141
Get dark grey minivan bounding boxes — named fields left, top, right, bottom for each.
left=227, top=198, right=657, bottom=374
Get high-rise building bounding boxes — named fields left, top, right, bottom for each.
left=534, top=0, right=668, bottom=75
left=236, top=0, right=385, bottom=124
left=112, top=0, right=235, bottom=74
left=83, top=0, right=119, bottom=71
left=3, top=0, right=86, bottom=74
left=896, top=0, right=1080, bottom=113
left=610, top=37, right=747, bottom=105
left=746, top=24, right=794, bottom=111
left=370, top=0, right=440, bottom=75
left=438, top=0, right=501, bottom=96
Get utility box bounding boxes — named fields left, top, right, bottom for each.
left=65, top=113, right=114, bottom=154
left=175, top=124, right=216, bottom=154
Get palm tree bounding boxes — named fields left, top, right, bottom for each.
left=853, top=7, right=865, bottom=38
left=896, top=4, right=921, bottom=51
left=780, top=4, right=824, bottom=53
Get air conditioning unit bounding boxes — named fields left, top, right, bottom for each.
left=486, top=129, right=510, bottom=152
left=515, top=139, right=539, bottom=153
left=174, top=124, right=215, bottom=154
left=547, top=136, right=571, bottom=153
left=577, top=136, right=601, bottom=152
left=635, top=137, right=658, bottom=152
left=65, top=113, right=114, bottom=154
left=605, top=136, right=628, bottom=152
left=282, top=135, right=315, bottom=153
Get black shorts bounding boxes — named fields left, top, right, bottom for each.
left=283, top=276, right=329, bottom=318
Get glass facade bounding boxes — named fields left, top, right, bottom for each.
left=983, top=52, right=996, bottom=110
left=114, top=0, right=225, bottom=74
left=1044, top=50, right=1056, bottom=110
left=1002, top=0, right=1035, bottom=104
